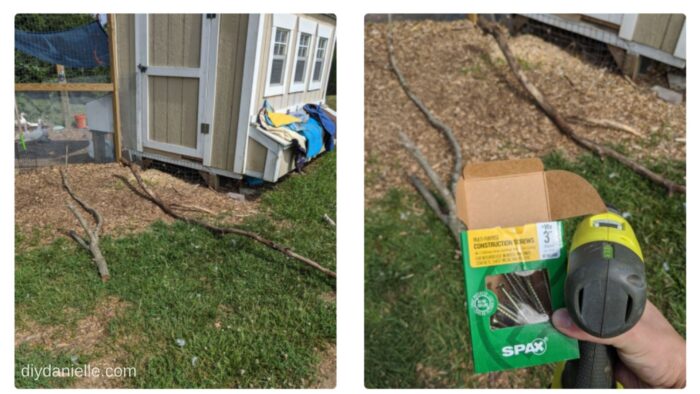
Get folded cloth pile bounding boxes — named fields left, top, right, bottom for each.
left=256, top=100, right=337, bottom=172
left=303, top=104, right=336, bottom=152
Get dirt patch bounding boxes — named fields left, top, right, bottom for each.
left=311, top=343, right=336, bottom=388
left=415, top=359, right=549, bottom=388
left=416, top=362, right=449, bottom=387
left=16, top=296, right=129, bottom=351
left=320, top=291, right=336, bottom=304
left=16, top=296, right=134, bottom=388
left=15, top=163, right=260, bottom=250
left=365, top=19, right=686, bottom=202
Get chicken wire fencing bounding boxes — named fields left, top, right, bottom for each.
left=507, top=15, right=684, bottom=83
left=15, top=14, right=115, bottom=170
left=511, top=16, right=619, bottom=71
left=366, top=14, right=682, bottom=84
left=15, top=92, right=116, bottom=169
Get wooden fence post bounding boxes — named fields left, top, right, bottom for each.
left=108, top=14, right=123, bottom=162
left=56, top=64, right=72, bottom=127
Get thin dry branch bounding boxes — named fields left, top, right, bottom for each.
left=61, top=168, right=103, bottom=234
left=477, top=17, right=685, bottom=194
left=566, top=116, right=645, bottom=138
left=170, top=203, right=216, bottom=215
left=406, top=175, right=463, bottom=243
left=386, top=18, right=467, bottom=245
left=398, top=132, right=455, bottom=213
left=61, top=169, right=110, bottom=282
left=387, top=15, right=463, bottom=195
left=322, top=214, right=336, bottom=227
left=122, top=162, right=336, bottom=279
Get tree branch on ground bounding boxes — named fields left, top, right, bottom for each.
left=476, top=17, right=685, bottom=194
left=170, top=203, right=216, bottom=215
left=322, top=214, right=336, bottom=228
left=119, top=161, right=336, bottom=280
left=386, top=16, right=467, bottom=244
left=386, top=15, right=463, bottom=196
left=566, top=116, right=645, bottom=139
left=61, top=169, right=110, bottom=282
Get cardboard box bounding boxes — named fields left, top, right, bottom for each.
left=456, top=158, right=607, bottom=373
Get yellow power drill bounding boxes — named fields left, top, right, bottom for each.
left=552, top=211, right=647, bottom=388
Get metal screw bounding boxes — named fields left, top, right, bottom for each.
left=508, top=273, right=534, bottom=303
left=491, top=317, right=507, bottom=328
left=499, top=283, right=523, bottom=312
left=497, top=303, right=520, bottom=323
left=541, top=272, right=551, bottom=307
left=523, top=276, right=546, bottom=314
left=503, top=274, right=530, bottom=305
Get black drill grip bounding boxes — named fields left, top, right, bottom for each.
left=562, top=341, right=616, bottom=388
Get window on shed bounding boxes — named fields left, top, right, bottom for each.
left=269, top=28, right=290, bottom=86
left=312, top=37, right=328, bottom=82
left=294, top=33, right=311, bottom=83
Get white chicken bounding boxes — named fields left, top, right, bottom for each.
left=15, top=112, right=48, bottom=142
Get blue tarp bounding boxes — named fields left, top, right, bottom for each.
left=298, top=118, right=324, bottom=159
left=303, top=104, right=336, bottom=152
left=15, top=21, right=110, bottom=68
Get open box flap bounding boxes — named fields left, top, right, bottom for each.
left=462, top=157, right=543, bottom=178
left=545, top=170, right=607, bottom=220
left=456, top=158, right=606, bottom=230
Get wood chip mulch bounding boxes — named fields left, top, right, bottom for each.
left=15, top=163, right=259, bottom=249
left=365, top=19, right=686, bottom=202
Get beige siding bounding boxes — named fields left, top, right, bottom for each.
left=115, top=14, right=137, bottom=151
left=633, top=14, right=685, bottom=52
left=255, top=14, right=336, bottom=111
left=660, top=14, right=685, bottom=53
left=245, top=138, right=267, bottom=174
left=210, top=14, right=249, bottom=171
left=146, top=15, right=202, bottom=150
left=278, top=147, right=295, bottom=177
left=148, top=76, right=199, bottom=148
left=149, top=14, right=201, bottom=67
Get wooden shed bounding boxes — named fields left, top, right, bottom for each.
left=113, top=14, right=336, bottom=183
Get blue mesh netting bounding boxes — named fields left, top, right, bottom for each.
left=15, top=20, right=109, bottom=68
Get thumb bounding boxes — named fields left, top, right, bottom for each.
left=551, top=308, right=619, bottom=346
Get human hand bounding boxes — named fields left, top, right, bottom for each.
left=552, top=300, right=686, bottom=388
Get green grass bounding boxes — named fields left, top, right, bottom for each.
left=15, top=345, right=78, bottom=388
left=15, top=152, right=336, bottom=388
left=365, top=152, right=685, bottom=388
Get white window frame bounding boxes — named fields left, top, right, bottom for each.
left=308, top=24, right=332, bottom=91
left=264, top=14, right=296, bottom=97
left=289, top=18, right=317, bottom=93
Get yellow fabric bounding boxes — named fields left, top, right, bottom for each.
left=267, top=111, right=301, bottom=127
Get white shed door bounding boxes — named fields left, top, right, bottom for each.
left=136, top=14, right=218, bottom=159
